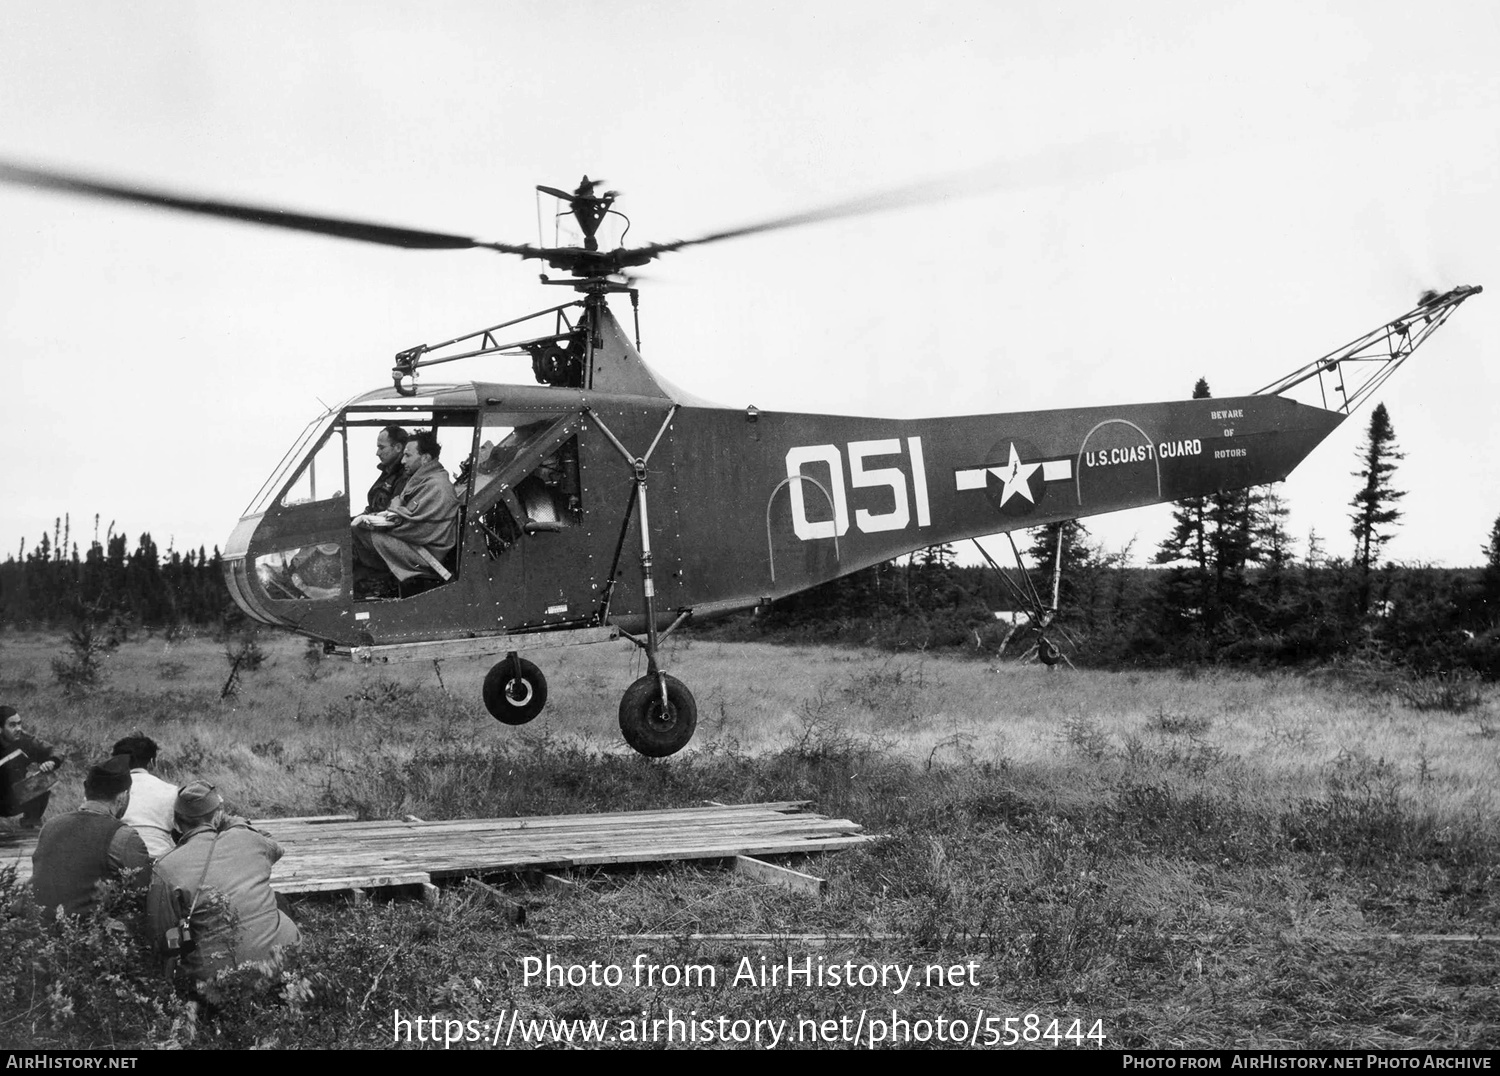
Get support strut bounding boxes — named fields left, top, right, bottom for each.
left=585, top=405, right=680, bottom=708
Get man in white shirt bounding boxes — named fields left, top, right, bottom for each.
left=111, top=734, right=178, bottom=859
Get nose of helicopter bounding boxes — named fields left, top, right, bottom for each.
left=222, top=497, right=357, bottom=641
left=222, top=513, right=296, bottom=628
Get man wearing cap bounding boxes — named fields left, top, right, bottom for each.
left=147, top=782, right=301, bottom=984
left=111, top=734, right=178, bottom=859
left=1, top=705, right=63, bottom=827
left=31, top=755, right=151, bottom=920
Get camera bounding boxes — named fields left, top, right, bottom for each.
left=165, top=921, right=194, bottom=952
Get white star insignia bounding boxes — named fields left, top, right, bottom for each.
left=955, top=449, right=1070, bottom=501
left=995, top=442, right=1041, bottom=505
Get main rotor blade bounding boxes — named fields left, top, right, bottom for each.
left=0, top=160, right=537, bottom=254
left=639, top=133, right=1202, bottom=258
left=639, top=171, right=998, bottom=256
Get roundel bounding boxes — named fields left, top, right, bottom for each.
left=980, top=439, right=1049, bottom=517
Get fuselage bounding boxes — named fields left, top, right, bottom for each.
left=222, top=300, right=1344, bottom=651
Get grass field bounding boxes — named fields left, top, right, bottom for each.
left=1, top=628, right=1497, bottom=1049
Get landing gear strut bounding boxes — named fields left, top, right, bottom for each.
left=971, top=529, right=1078, bottom=670
left=483, top=652, right=548, bottom=724
left=587, top=403, right=698, bottom=757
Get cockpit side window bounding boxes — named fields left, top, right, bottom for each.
left=341, top=407, right=479, bottom=601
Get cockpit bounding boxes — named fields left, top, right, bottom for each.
left=223, top=384, right=583, bottom=638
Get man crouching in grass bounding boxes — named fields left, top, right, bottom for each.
left=31, top=755, right=150, bottom=921
left=0, top=704, right=63, bottom=827
left=148, top=782, right=301, bottom=998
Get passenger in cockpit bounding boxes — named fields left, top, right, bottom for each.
left=352, top=429, right=459, bottom=598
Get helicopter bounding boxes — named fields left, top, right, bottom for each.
left=0, top=163, right=1483, bottom=756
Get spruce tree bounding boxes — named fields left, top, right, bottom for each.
left=913, top=544, right=963, bottom=610
left=1349, top=403, right=1404, bottom=613
left=1256, top=486, right=1294, bottom=578
left=1154, top=378, right=1214, bottom=634
left=1249, top=484, right=1295, bottom=626
left=1481, top=511, right=1500, bottom=629
left=1206, top=482, right=1265, bottom=633
left=1027, top=520, right=1095, bottom=620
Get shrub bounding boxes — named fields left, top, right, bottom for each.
left=1396, top=669, right=1486, bottom=714
left=50, top=617, right=119, bottom=696
left=1146, top=706, right=1211, bottom=736
left=0, top=868, right=194, bottom=1048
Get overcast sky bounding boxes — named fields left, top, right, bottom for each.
left=3, top=1, right=1497, bottom=570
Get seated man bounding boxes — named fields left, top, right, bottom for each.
left=0, top=705, right=63, bottom=827
left=352, top=429, right=459, bottom=597
left=112, top=733, right=179, bottom=859
left=32, top=755, right=150, bottom=920
left=148, top=783, right=301, bottom=987
left=365, top=424, right=410, bottom=513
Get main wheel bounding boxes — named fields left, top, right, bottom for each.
left=618, top=673, right=697, bottom=758
left=483, top=657, right=548, bottom=725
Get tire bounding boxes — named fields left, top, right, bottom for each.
left=483, top=657, right=548, bottom=725
left=618, top=673, right=697, bottom=758
left=1037, top=637, right=1062, bottom=666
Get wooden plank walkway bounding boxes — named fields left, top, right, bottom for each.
left=0, top=801, right=870, bottom=896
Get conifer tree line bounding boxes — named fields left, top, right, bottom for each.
left=4, top=399, right=1499, bottom=681
left=0, top=515, right=228, bottom=630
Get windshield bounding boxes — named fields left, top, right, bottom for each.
left=245, top=410, right=339, bottom=516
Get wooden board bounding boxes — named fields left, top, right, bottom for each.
left=733, top=854, right=827, bottom=897
left=0, top=802, right=870, bottom=897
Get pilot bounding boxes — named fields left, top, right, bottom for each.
left=352, top=429, right=459, bottom=597
left=366, top=425, right=410, bottom=513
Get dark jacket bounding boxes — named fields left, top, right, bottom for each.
left=0, top=732, right=62, bottom=813
left=32, top=803, right=151, bottom=919
left=365, top=460, right=409, bottom=514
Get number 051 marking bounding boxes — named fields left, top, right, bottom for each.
left=785, top=437, right=931, bottom=541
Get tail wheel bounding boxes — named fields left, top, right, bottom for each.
left=1038, top=637, right=1062, bottom=666
left=483, top=657, right=548, bottom=725
left=618, top=673, right=697, bottom=757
